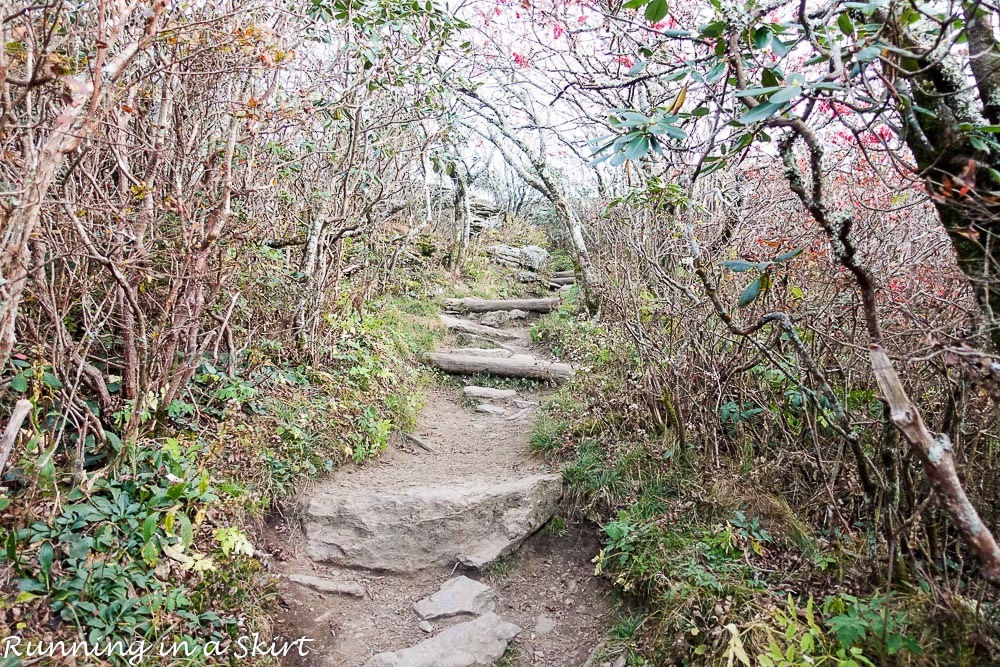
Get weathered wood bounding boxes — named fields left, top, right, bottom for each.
left=463, top=386, right=517, bottom=400
left=405, top=432, right=438, bottom=453
left=553, top=270, right=575, bottom=278
left=439, top=315, right=520, bottom=341
left=424, top=352, right=572, bottom=383
left=0, top=399, right=32, bottom=475
left=550, top=276, right=575, bottom=285
left=446, top=347, right=513, bottom=358
left=870, top=345, right=1000, bottom=586
left=442, top=298, right=559, bottom=313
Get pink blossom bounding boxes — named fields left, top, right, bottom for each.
left=513, top=52, right=529, bottom=67
left=615, top=56, right=634, bottom=68
left=553, top=23, right=564, bottom=39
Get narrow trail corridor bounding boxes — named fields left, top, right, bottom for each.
left=268, top=319, right=611, bottom=666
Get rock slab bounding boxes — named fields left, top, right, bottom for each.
left=413, top=576, right=497, bottom=620
left=286, top=573, right=366, bottom=597
left=363, top=613, right=520, bottom=667
left=303, top=474, right=563, bottom=571
left=463, top=386, right=517, bottom=401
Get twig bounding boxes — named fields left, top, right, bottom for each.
left=404, top=432, right=437, bottom=453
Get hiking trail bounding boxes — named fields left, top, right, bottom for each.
left=266, top=303, right=612, bottom=666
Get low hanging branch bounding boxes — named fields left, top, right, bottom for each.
left=870, top=345, right=1000, bottom=586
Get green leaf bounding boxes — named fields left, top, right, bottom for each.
left=10, top=373, right=28, bottom=392
left=771, top=38, right=789, bottom=57
left=626, top=61, right=648, bottom=76
left=38, top=542, right=54, bottom=582
left=721, top=260, right=756, bottom=272
left=176, top=513, right=194, bottom=548
left=623, top=134, right=651, bottom=161
left=142, top=513, right=159, bottom=542
left=104, top=430, right=122, bottom=452
left=738, top=85, right=784, bottom=97
left=42, top=372, right=62, bottom=389
left=856, top=46, right=882, bottom=62
left=738, top=277, right=763, bottom=307
left=753, top=27, right=772, bottom=49
left=644, top=0, right=668, bottom=23
left=700, top=21, right=726, bottom=38
left=141, top=538, right=158, bottom=566
left=739, top=101, right=781, bottom=124
left=837, top=12, right=854, bottom=34
left=774, top=247, right=804, bottom=262
left=623, top=0, right=648, bottom=8
left=769, top=85, right=802, bottom=105
left=0, top=497, right=8, bottom=512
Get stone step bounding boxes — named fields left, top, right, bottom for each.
left=413, top=576, right=496, bottom=621
left=302, top=474, right=562, bottom=572
left=363, top=612, right=520, bottom=667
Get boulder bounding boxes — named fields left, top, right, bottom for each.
left=413, top=576, right=497, bottom=620
left=303, top=474, right=563, bottom=571
left=480, top=309, right=529, bottom=328
left=363, top=613, right=520, bottom=667
left=487, top=244, right=550, bottom=271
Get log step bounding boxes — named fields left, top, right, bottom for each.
left=439, top=315, right=520, bottom=341
left=550, top=276, right=575, bottom=285
left=442, top=297, right=559, bottom=314
left=424, top=353, right=572, bottom=383
left=553, top=270, right=575, bottom=278
left=446, top=348, right=513, bottom=358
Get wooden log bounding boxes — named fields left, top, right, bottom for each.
left=439, top=315, right=520, bottom=341
left=424, top=352, right=572, bottom=383
left=442, top=297, right=559, bottom=313
left=463, top=386, right=518, bottom=400
left=446, top=347, right=513, bottom=358
left=554, top=270, right=575, bottom=278
left=550, top=276, right=575, bottom=285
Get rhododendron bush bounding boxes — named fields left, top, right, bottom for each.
left=444, top=0, right=1000, bottom=659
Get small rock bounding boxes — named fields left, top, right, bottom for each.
left=512, top=399, right=537, bottom=409
left=476, top=403, right=506, bottom=416
left=534, top=613, right=556, bottom=635
left=418, top=621, right=434, bottom=633
left=414, top=576, right=497, bottom=620
left=479, top=311, right=512, bottom=328
left=364, top=613, right=520, bottom=667
left=507, top=308, right=528, bottom=319
left=287, top=573, right=366, bottom=598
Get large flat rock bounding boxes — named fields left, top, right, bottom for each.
left=303, top=474, right=562, bottom=572
left=363, top=613, right=520, bottom=667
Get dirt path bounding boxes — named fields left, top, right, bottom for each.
left=265, top=324, right=610, bottom=666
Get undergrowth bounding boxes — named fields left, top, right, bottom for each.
left=528, top=302, right=999, bottom=666
left=0, top=291, right=442, bottom=665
